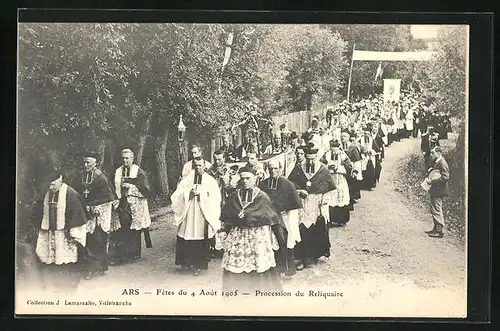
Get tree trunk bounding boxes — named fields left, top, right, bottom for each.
left=98, top=139, right=106, bottom=169
left=108, top=138, right=115, bottom=174
left=210, top=138, right=216, bottom=163
left=136, top=113, right=152, bottom=167
left=155, top=127, right=170, bottom=196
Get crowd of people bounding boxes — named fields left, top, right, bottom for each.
left=29, top=91, right=452, bottom=294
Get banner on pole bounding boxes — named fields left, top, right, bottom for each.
left=353, top=50, right=436, bottom=61
left=383, top=79, right=402, bottom=104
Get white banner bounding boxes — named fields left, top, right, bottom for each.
left=353, top=50, right=436, bottom=62
left=383, top=79, right=401, bottom=104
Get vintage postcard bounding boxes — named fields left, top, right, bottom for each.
left=16, top=20, right=469, bottom=318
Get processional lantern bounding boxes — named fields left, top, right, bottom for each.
left=178, top=114, right=187, bottom=142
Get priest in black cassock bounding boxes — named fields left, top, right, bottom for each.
left=259, top=159, right=303, bottom=279
left=340, top=131, right=363, bottom=206
left=360, top=124, right=384, bottom=190
left=34, top=170, right=89, bottom=293
left=219, top=166, right=283, bottom=292
left=110, top=149, right=152, bottom=265
left=288, top=143, right=336, bottom=270
left=71, top=150, right=116, bottom=280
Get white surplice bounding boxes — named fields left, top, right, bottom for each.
left=171, top=172, right=221, bottom=240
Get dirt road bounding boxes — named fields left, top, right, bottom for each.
left=73, top=135, right=466, bottom=317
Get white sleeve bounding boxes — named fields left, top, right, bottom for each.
left=69, top=223, right=88, bottom=247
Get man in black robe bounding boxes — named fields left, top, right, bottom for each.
left=340, top=131, right=363, bottom=206
left=361, top=124, right=384, bottom=190
left=33, top=170, right=89, bottom=293
left=110, top=149, right=152, bottom=265
left=259, top=159, right=303, bottom=279
left=71, top=150, right=116, bottom=280
left=288, top=143, right=336, bottom=269
left=220, top=166, right=283, bottom=292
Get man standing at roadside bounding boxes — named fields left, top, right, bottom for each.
left=424, top=147, right=450, bottom=238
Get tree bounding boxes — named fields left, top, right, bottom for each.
left=257, top=25, right=348, bottom=113
left=425, top=26, right=468, bottom=120
left=326, top=24, right=416, bottom=99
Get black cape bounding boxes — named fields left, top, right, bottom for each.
left=221, top=188, right=280, bottom=228
left=121, top=167, right=152, bottom=198
left=287, top=163, right=336, bottom=194
left=72, top=168, right=116, bottom=207
left=259, top=176, right=303, bottom=213
left=32, top=185, right=88, bottom=231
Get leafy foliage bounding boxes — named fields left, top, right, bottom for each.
left=257, top=25, right=348, bottom=113
left=424, top=26, right=468, bottom=119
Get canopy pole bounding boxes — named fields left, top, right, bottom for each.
left=346, top=42, right=356, bottom=102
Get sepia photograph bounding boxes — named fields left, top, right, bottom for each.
left=15, top=20, right=470, bottom=317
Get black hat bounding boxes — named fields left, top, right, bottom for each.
left=304, top=142, right=319, bottom=156
left=230, top=165, right=240, bottom=171
left=330, top=140, right=341, bottom=147
left=79, top=149, right=100, bottom=161
left=238, top=165, right=257, bottom=175
left=46, top=168, right=63, bottom=182
left=290, top=131, right=299, bottom=140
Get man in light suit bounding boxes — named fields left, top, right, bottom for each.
left=424, top=147, right=450, bottom=238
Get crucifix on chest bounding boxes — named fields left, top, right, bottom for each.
left=83, top=171, right=93, bottom=199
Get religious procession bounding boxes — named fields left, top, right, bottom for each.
left=26, top=89, right=454, bottom=294
left=16, top=24, right=466, bottom=301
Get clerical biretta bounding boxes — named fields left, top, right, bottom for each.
left=110, top=149, right=152, bottom=265
left=34, top=170, right=89, bottom=293
left=259, top=159, right=302, bottom=278
left=171, top=156, right=222, bottom=276
left=71, top=150, right=116, bottom=280
left=219, top=165, right=283, bottom=292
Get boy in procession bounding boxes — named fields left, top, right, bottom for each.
left=171, top=157, right=222, bottom=276
left=71, top=150, right=116, bottom=280
left=243, top=149, right=266, bottom=186
left=181, top=144, right=212, bottom=179
left=207, top=149, right=238, bottom=205
left=110, top=149, right=152, bottom=266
